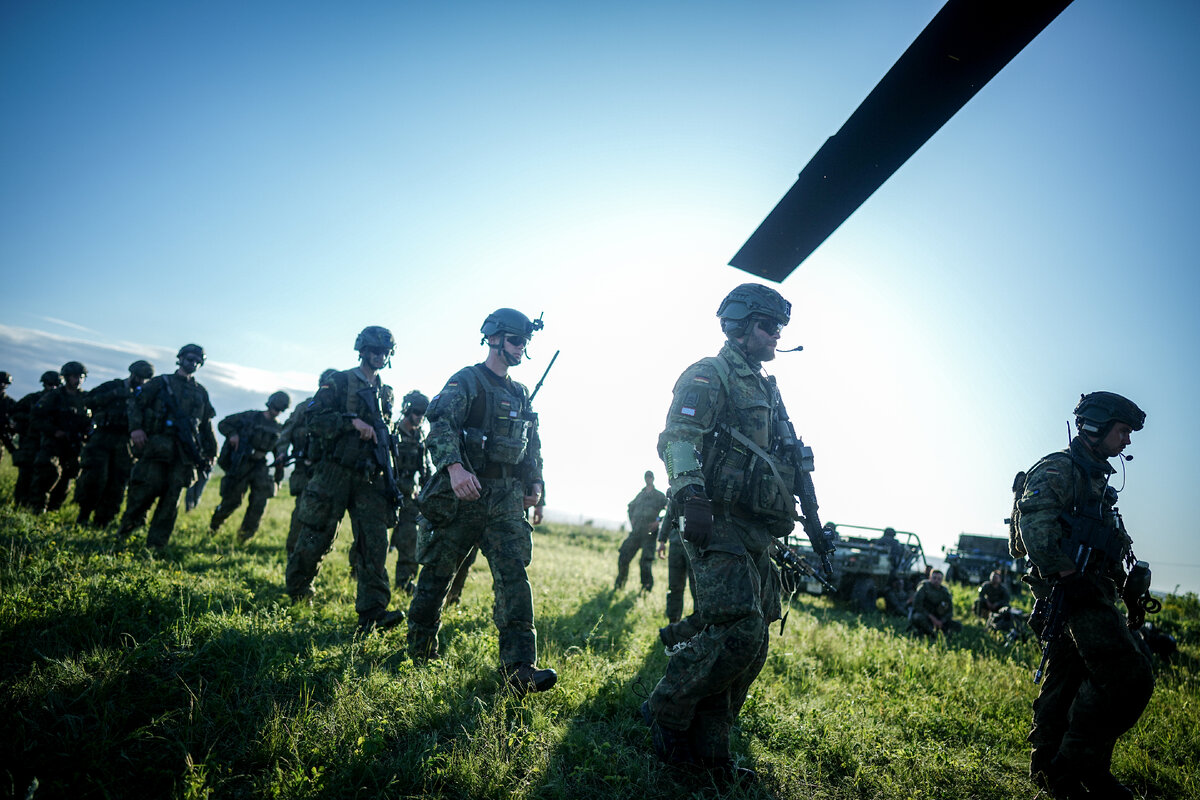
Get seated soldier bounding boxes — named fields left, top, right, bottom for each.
left=910, top=569, right=961, bottom=637
left=974, top=570, right=1011, bottom=620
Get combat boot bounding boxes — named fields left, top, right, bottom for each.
left=641, top=701, right=695, bottom=766
left=505, top=662, right=558, bottom=695
left=699, top=758, right=758, bottom=785
left=1035, top=756, right=1089, bottom=800
left=289, top=587, right=315, bottom=607
left=356, top=609, right=406, bottom=634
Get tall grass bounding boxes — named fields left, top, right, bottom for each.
left=1, top=464, right=1196, bottom=799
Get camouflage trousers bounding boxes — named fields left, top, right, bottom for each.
left=646, top=515, right=781, bottom=763
left=1029, top=575, right=1153, bottom=774
left=29, top=441, right=82, bottom=513
left=615, top=522, right=657, bottom=590
left=665, top=538, right=697, bottom=623
left=118, top=457, right=196, bottom=548
left=210, top=460, right=277, bottom=537
left=74, top=429, right=134, bottom=525
left=407, top=478, right=536, bottom=666
left=389, top=501, right=420, bottom=587
left=11, top=442, right=38, bottom=507
left=285, top=462, right=391, bottom=618
left=284, top=462, right=314, bottom=556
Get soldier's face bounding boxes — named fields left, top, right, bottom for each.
left=744, top=318, right=781, bottom=362
left=1098, top=422, right=1133, bottom=458
left=361, top=347, right=388, bottom=371
left=179, top=354, right=202, bottom=374
left=930, top=572, right=944, bottom=587
left=65, top=374, right=83, bottom=390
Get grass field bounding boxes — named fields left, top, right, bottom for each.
left=2, top=464, right=1198, bottom=800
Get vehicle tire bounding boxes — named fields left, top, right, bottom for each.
left=852, top=577, right=878, bottom=613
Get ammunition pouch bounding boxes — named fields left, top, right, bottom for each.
left=416, top=469, right=459, bottom=528
left=1058, top=511, right=1127, bottom=573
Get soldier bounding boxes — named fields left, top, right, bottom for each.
left=11, top=371, right=61, bottom=507
left=29, top=361, right=91, bottom=513
left=0, top=372, right=17, bottom=468
left=117, top=344, right=217, bottom=550
left=209, top=391, right=291, bottom=542
left=975, top=570, right=1011, bottom=620
left=614, top=470, right=668, bottom=592
left=1012, top=392, right=1152, bottom=799
left=909, top=569, right=960, bottom=637
left=74, top=360, right=155, bottom=526
left=407, top=308, right=555, bottom=695
left=391, top=390, right=431, bottom=593
left=642, top=283, right=805, bottom=781
left=285, top=327, right=406, bottom=633
left=880, top=527, right=909, bottom=574
left=277, top=368, right=338, bottom=555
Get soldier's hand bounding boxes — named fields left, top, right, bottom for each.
left=682, top=496, right=714, bottom=549
left=530, top=504, right=544, bottom=525
left=657, top=542, right=668, bottom=559
left=448, top=462, right=481, bottom=501
left=352, top=418, right=376, bottom=442
left=130, top=429, right=147, bottom=448
left=522, top=482, right=543, bottom=510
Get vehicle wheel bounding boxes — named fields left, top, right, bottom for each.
left=852, top=577, right=878, bottom=613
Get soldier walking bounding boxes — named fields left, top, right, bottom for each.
left=0, top=372, right=17, bottom=469
left=657, top=512, right=697, bottom=624
left=614, top=470, right=667, bottom=591
left=11, top=371, right=62, bottom=508
left=284, top=327, right=405, bottom=633
left=209, top=391, right=290, bottom=542
left=407, top=308, right=555, bottom=695
left=29, top=362, right=91, bottom=513
left=1012, top=392, right=1153, bottom=799
left=642, top=284, right=813, bottom=782
left=277, top=369, right=338, bottom=556
left=117, top=345, right=216, bottom=550
left=390, top=390, right=431, bottom=593
left=75, top=360, right=154, bottom=526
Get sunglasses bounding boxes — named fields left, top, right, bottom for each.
left=754, top=318, right=782, bottom=336
left=505, top=335, right=527, bottom=347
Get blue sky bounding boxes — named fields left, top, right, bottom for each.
left=2, top=1, right=1198, bottom=593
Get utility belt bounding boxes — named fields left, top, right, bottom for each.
left=477, top=463, right=516, bottom=480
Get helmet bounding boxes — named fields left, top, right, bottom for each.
left=40, top=371, right=62, bottom=386
left=128, top=360, right=155, bottom=380
left=480, top=308, right=543, bottom=340
left=402, top=390, right=429, bottom=415
left=319, top=368, right=338, bottom=387
left=354, top=326, right=395, bottom=355
left=177, top=344, right=206, bottom=364
left=60, top=361, right=87, bottom=378
left=266, top=391, right=291, bottom=412
left=717, top=284, right=791, bottom=325
left=882, top=527, right=896, bottom=538
left=1074, top=392, right=1145, bottom=434
left=0, top=371, right=10, bottom=386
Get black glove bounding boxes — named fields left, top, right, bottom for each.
left=682, top=496, right=714, bottom=549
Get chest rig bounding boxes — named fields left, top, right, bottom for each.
left=460, top=366, right=532, bottom=474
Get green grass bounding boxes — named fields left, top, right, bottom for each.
left=1, top=463, right=1197, bottom=800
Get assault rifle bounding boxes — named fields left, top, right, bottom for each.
left=356, top=386, right=404, bottom=518
left=773, top=414, right=836, bottom=580
left=773, top=541, right=837, bottom=593
left=160, top=377, right=211, bottom=479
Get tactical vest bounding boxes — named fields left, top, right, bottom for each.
left=699, top=355, right=795, bottom=521
left=88, top=379, right=131, bottom=430
left=325, top=371, right=393, bottom=469
left=458, top=366, right=531, bottom=471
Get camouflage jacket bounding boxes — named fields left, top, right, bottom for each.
left=13, top=389, right=53, bottom=452
left=658, top=342, right=795, bottom=531
left=1013, top=436, right=1127, bottom=581
left=426, top=363, right=542, bottom=485
left=276, top=394, right=315, bottom=461
left=306, top=368, right=394, bottom=472
left=86, top=377, right=136, bottom=431
left=31, top=386, right=92, bottom=450
left=978, top=581, right=1011, bottom=608
left=912, top=580, right=953, bottom=621
left=129, top=373, right=217, bottom=463
left=217, top=409, right=283, bottom=466
left=627, top=485, right=667, bottom=529
left=393, top=419, right=430, bottom=496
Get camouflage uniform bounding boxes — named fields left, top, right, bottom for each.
left=29, top=385, right=92, bottom=513
left=210, top=410, right=283, bottom=539
left=407, top=363, right=543, bottom=667
left=285, top=369, right=395, bottom=619
left=615, top=482, right=667, bottom=591
left=118, top=374, right=217, bottom=548
left=390, top=420, right=430, bottom=589
left=910, top=578, right=960, bottom=635
left=0, top=379, right=16, bottom=468
left=277, top=393, right=319, bottom=554
left=1013, top=436, right=1153, bottom=784
left=658, top=515, right=697, bottom=623
left=75, top=377, right=138, bottom=525
left=11, top=386, right=56, bottom=507
left=976, top=579, right=1011, bottom=618
left=646, top=341, right=789, bottom=767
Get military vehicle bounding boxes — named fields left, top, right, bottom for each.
left=786, top=523, right=928, bottom=613
left=942, top=532, right=1025, bottom=587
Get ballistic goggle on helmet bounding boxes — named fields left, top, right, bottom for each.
left=354, top=326, right=395, bottom=356
left=717, top=284, right=791, bottom=336
left=1073, top=391, right=1146, bottom=436
left=480, top=308, right=543, bottom=342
